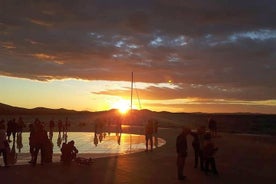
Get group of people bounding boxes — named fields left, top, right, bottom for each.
left=176, top=119, right=219, bottom=180
left=3, top=118, right=26, bottom=142
left=0, top=118, right=25, bottom=167
left=0, top=117, right=78, bottom=167
left=1, top=115, right=219, bottom=181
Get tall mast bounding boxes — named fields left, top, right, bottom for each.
left=130, top=72, right=133, bottom=111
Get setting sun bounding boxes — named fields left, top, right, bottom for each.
left=112, top=100, right=130, bottom=114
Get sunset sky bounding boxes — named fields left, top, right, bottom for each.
left=0, top=0, right=276, bottom=114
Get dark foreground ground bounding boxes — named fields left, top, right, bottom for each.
left=1, top=128, right=276, bottom=184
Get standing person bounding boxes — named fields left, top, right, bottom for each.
left=191, top=128, right=200, bottom=168
left=58, top=120, right=62, bottom=135
left=0, top=123, right=9, bottom=167
left=28, top=123, right=35, bottom=163
left=64, top=117, right=70, bottom=133
left=17, top=117, right=25, bottom=135
left=203, top=133, right=219, bottom=175
left=10, top=119, right=17, bottom=142
left=32, top=121, right=48, bottom=166
left=49, top=119, right=55, bottom=140
left=208, top=118, right=217, bottom=137
left=176, top=127, right=190, bottom=180
left=198, top=126, right=206, bottom=171
left=145, top=119, right=153, bottom=152
left=7, top=119, right=13, bottom=142
left=153, top=120, right=159, bottom=148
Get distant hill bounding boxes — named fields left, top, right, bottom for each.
left=0, top=103, right=83, bottom=115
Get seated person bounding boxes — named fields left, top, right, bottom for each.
left=61, top=140, right=78, bottom=165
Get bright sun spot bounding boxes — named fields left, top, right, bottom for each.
left=112, top=100, right=130, bottom=114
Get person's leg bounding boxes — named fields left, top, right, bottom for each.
left=32, top=146, right=39, bottom=165
left=12, top=132, right=16, bottom=141
left=29, top=145, right=35, bottom=163
left=0, top=149, right=8, bottom=166
left=40, top=145, right=45, bottom=165
left=7, top=131, right=11, bottom=142
left=205, top=158, right=210, bottom=175
left=2, top=149, right=8, bottom=166
left=199, top=150, right=204, bottom=171
left=194, top=149, right=199, bottom=168
left=177, top=156, right=186, bottom=180
left=145, top=135, right=149, bottom=151
left=210, top=157, right=218, bottom=175
left=149, top=136, right=153, bottom=151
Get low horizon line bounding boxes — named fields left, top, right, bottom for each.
left=1, top=102, right=275, bottom=115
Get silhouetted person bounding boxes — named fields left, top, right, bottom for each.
left=176, top=127, right=190, bottom=180
left=7, top=119, right=17, bottom=142
left=115, top=117, right=122, bottom=135
left=117, top=133, right=121, bottom=145
left=208, top=118, right=217, bottom=137
left=64, top=117, right=70, bottom=133
left=145, top=119, right=154, bottom=152
left=68, top=140, right=78, bottom=160
left=0, top=124, right=9, bottom=167
left=17, top=117, right=25, bottom=135
left=61, top=140, right=78, bottom=165
left=153, top=120, right=159, bottom=148
left=16, top=133, right=23, bottom=153
left=198, top=126, right=207, bottom=171
left=49, top=119, right=55, bottom=140
left=28, top=123, right=35, bottom=164
left=191, top=129, right=200, bottom=168
left=58, top=120, right=62, bottom=134
left=57, top=132, right=62, bottom=147
left=32, top=121, right=48, bottom=166
left=9, top=141, right=17, bottom=165
left=203, top=133, right=219, bottom=175
left=43, top=137, right=53, bottom=163
left=93, top=132, right=98, bottom=146
left=99, top=132, right=103, bottom=142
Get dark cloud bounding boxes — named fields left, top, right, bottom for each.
left=0, top=0, right=276, bottom=103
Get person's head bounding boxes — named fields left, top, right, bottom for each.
left=198, top=126, right=206, bottom=134
left=181, top=126, right=190, bottom=135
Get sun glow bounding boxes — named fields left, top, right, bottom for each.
left=112, top=100, right=131, bottom=114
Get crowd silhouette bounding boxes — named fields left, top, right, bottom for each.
left=176, top=118, right=219, bottom=180
left=0, top=115, right=220, bottom=182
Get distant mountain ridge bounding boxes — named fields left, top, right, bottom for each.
left=0, top=103, right=85, bottom=115
left=1, top=102, right=276, bottom=135
left=0, top=102, right=274, bottom=115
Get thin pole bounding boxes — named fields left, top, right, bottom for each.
left=131, top=72, right=133, bottom=111
left=130, top=72, right=133, bottom=151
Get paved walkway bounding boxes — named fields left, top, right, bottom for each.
left=1, top=128, right=276, bottom=184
